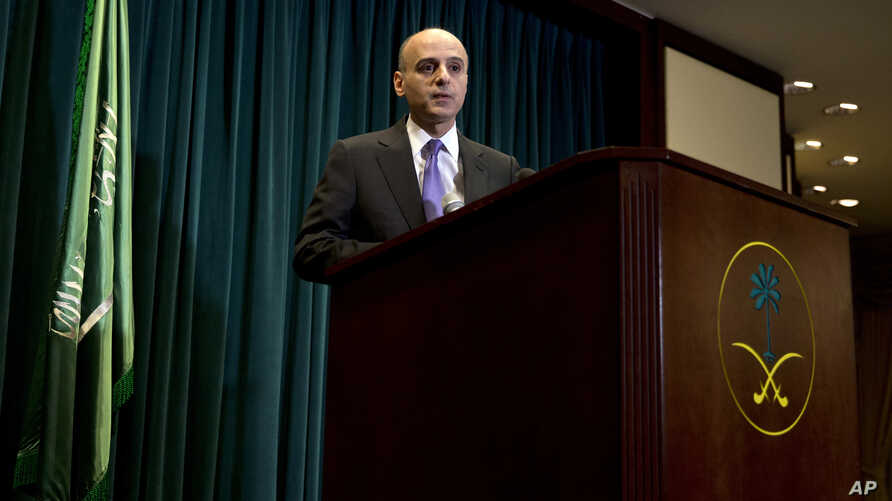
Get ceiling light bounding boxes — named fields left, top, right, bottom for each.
left=812, top=185, right=827, bottom=192
left=793, top=139, right=824, bottom=151
left=795, top=140, right=823, bottom=151
left=823, top=103, right=859, bottom=115
left=829, top=156, right=860, bottom=167
left=830, top=199, right=859, bottom=207
left=784, top=81, right=816, bottom=95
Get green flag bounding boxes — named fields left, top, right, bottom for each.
left=14, top=0, right=134, bottom=498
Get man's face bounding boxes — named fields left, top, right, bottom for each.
left=394, top=30, right=468, bottom=131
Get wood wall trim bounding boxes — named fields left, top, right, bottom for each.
left=508, top=1, right=789, bottom=152
left=640, top=19, right=658, bottom=146
left=652, top=20, right=666, bottom=148
left=553, top=0, right=659, bottom=146
left=654, top=19, right=782, bottom=95
left=565, top=0, right=651, bottom=33
left=506, top=0, right=648, bottom=146
left=653, top=19, right=786, bottom=175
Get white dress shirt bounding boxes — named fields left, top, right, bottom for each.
left=406, top=115, right=465, bottom=204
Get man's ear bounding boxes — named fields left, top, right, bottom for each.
left=393, top=71, right=405, bottom=96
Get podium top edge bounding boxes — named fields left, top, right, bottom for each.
left=562, top=147, right=857, bottom=228
left=324, top=146, right=856, bottom=282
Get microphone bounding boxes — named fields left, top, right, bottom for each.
left=516, top=168, right=537, bottom=181
left=441, top=192, right=464, bottom=214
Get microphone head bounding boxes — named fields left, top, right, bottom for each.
left=441, top=192, right=464, bottom=214
left=516, top=168, right=537, bottom=180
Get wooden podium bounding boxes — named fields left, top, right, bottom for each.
left=321, top=148, right=861, bottom=500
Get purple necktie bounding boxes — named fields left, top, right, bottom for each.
left=421, top=139, right=446, bottom=221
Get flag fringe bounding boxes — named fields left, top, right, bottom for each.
left=80, top=468, right=109, bottom=501
left=112, top=366, right=134, bottom=411
left=13, top=367, right=132, bottom=491
left=13, top=447, right=39, bottom=488
left=69, top=0, right=98, bottom=173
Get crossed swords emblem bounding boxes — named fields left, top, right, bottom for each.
left=732, top=342, right=802, bottom=408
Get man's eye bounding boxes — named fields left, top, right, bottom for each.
left=450, top=64, right=461, bottom=72
left=420, top=63, right=434, bottom=72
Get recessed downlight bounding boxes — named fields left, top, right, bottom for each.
left=812, top=185, right=827, bottom=192
left=830, top=199, right=859, bottom=207
left=829, top=156, right=860, bottom=167
left=784, top=81, right=817, bottom=95
left=824, top=103, right=859, bottom=115
left=795, top=140, right=823, bottom=151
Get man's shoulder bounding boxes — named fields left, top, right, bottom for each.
left=340, top=128, right=390, bottom=145
left=338, top=122, right=405, bottom=150
left=460, top=135, right=514, bottom=162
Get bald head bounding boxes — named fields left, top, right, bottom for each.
left=398, top=28, right=468, bottom=72
left=393, top=28, right=469, bottom=137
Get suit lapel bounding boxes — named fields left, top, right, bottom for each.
left=460, top=135, right=488, bottom=204
left=376, top=120, right=426, bottom=229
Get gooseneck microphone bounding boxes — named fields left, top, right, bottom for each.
left=516, top=168, right=537, bottom=180
left=441, top=192, right=464, bottom=214
left=441, top=168, right=534, bottom=215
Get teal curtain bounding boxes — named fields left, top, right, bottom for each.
left=1, top=1, right=90, bottom=496
left=2, top=0, right=623, bottom=499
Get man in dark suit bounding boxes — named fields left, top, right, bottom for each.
left=293, top=28, right=521, bottom=282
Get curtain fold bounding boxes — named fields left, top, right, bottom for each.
left=2, top=0, right=613, bottom=499
left=1, top=0, right=86, bottom=493
left=0, top=0, right=36, bottom=418
left=855, top=305, right=892, bottom=501
left=853, top=235, right=892, bottom=501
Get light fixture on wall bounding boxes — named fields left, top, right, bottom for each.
left=823, top=103, right=859, bottom=115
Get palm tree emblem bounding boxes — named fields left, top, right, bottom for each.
left=750, top=263, right=781, bottom=364
left=724, top=244, right=808, bottom=416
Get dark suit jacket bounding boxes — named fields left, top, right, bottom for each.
left=293, top=118, right=520, bottom=282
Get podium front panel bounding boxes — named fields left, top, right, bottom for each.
left=659, top=163, right=859, bottom=500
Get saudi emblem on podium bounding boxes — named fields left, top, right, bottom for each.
left=717, top=242, right=816, bottom=436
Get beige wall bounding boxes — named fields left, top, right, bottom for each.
left=665, top=47, right=782, bottom=190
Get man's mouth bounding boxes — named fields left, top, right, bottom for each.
left=432, top=93, right=452, bottom=100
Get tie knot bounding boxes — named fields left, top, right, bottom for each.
left=426, top=139, right=444, bottom=159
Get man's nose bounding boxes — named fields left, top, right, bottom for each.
left=433, top=66, right=450, bottom=85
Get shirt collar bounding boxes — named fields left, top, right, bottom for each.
left=406, top=115, right=459, bottom=160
